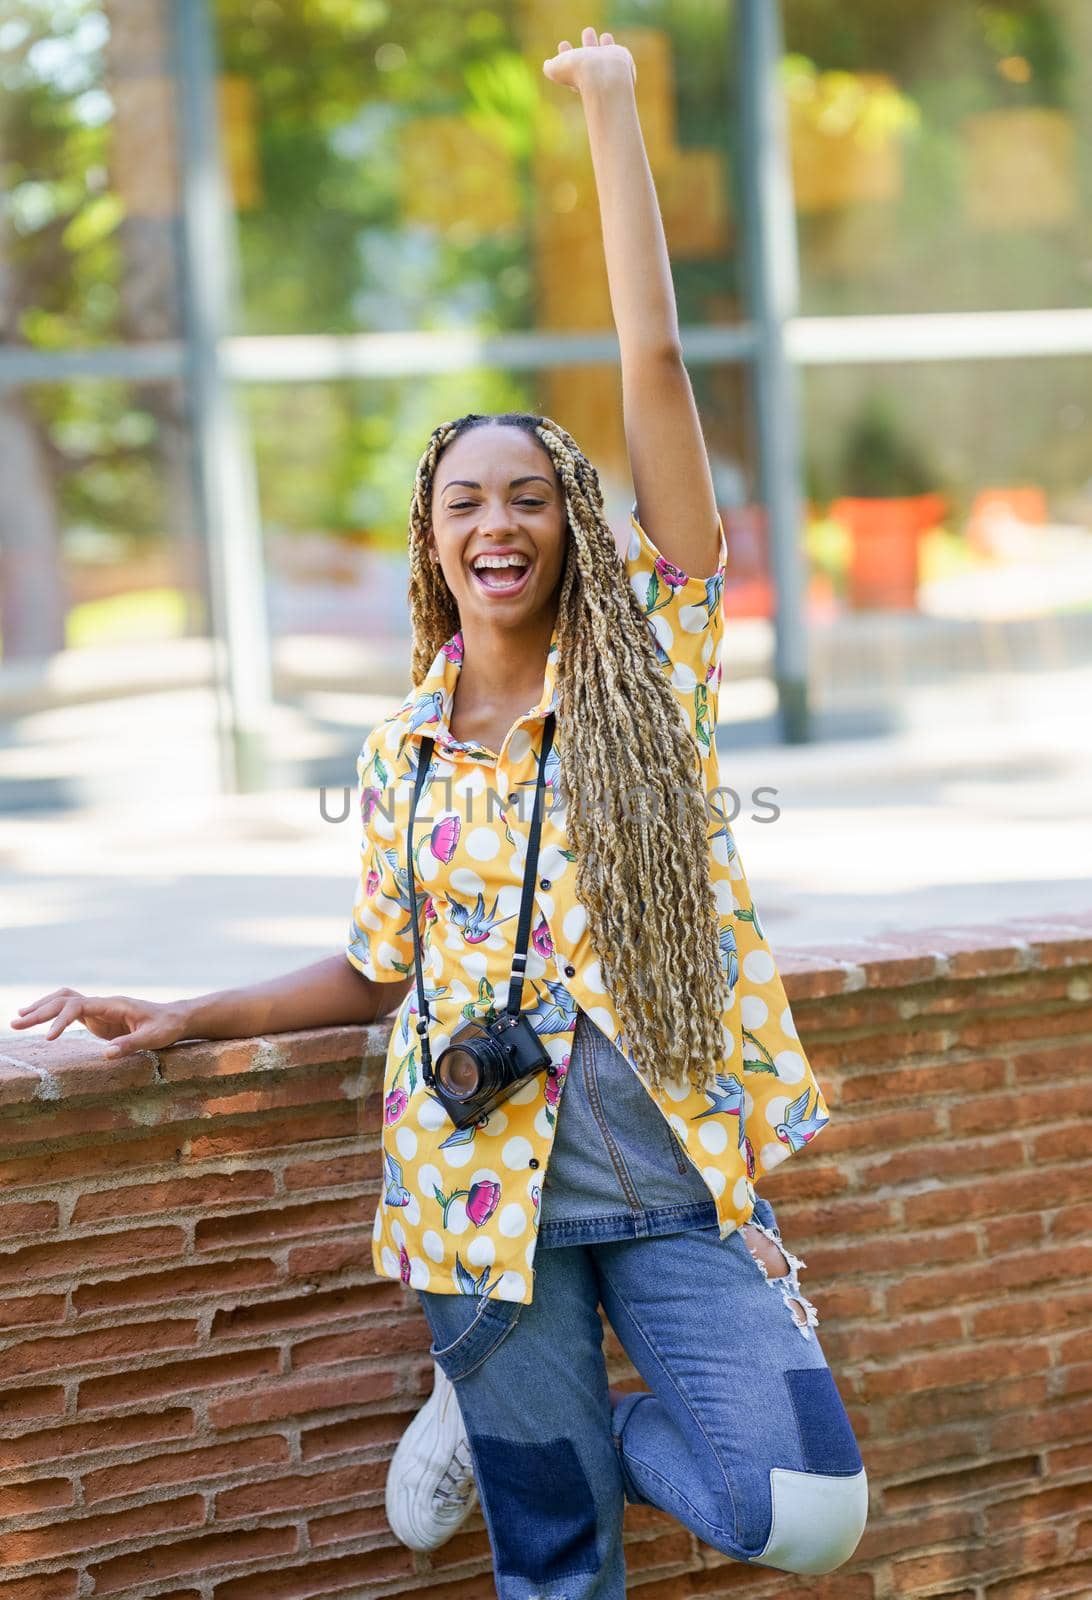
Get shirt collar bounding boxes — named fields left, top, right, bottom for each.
left=396, top=624, right=559, bottom=758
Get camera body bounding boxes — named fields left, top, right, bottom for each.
left=432, top=1011, right=551, bottom=1129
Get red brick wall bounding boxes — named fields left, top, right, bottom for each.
left=1, top=912, right=1090, bottom=1599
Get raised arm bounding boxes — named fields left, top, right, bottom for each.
left=543, top=26, right=721, bottom=578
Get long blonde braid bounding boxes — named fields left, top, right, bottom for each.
left=406, top=411, right=728, bottom=1095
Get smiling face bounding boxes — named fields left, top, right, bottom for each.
left=427, top=423, right=568, bottom=633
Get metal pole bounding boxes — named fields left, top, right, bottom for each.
left=172, top=0, right=272, bottom=791
left=736, top=0, right=810, bottom=742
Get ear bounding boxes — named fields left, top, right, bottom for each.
left=425, top=528, right=440, bottom=564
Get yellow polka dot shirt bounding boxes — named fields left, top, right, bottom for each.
left=347, top=505, right=831, bottom=1303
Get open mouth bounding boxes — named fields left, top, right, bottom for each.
left=469, top=553, right=533, bottom=596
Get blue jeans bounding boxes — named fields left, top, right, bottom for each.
left=415, top=1013, right=868, bottom=1597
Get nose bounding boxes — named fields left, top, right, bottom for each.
left=475, top=498, right=519, bottom=535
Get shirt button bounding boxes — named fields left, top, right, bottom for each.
left=529, top=1157, right=540, bottom=1169
left=546, top=1065, right=558, bottom=1077
left=508, top=792, right=519, bottom=806
left=564, top=964, right=576, bottom=978
left=539, top=877, right=551, bottom=890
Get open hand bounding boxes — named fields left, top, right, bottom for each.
left=542, top=25, right=636, bottom=97
left=10, top=987, right=190, bottom=1057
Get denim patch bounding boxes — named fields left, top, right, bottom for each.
left=784, top=1368, right=863, bottom=1475
left=469, top=1432, right=599, bottom=1581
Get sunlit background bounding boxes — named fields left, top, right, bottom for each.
left=2, top=0, right=1091, bottom=1013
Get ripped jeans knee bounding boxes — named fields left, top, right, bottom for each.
left=739, top=1209, right=820, bottom=1340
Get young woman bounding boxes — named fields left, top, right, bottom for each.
left=12, top=27, right=867, bottom=1598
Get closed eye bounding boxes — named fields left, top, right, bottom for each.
left=447, top=498, right=546, bottom=510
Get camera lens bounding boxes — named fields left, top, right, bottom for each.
left=437, top=1048, right=481, bottom=1097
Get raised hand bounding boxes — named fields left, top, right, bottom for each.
left=542, top=24, right=636, bottom=98
left=9, top=987, right=191, bottom=1058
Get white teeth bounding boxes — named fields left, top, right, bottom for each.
left=472, top=554, right=529, bottom=571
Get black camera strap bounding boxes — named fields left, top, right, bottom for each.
left=406, top=711, right=556, bottom=1088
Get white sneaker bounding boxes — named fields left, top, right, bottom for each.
left=385, top=1359, right=479, bottom=1550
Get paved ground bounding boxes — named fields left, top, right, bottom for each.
left=2, top=660, right=1091, bottom=1042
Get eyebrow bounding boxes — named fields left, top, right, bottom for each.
left=438, top=475, right=554, bottom=494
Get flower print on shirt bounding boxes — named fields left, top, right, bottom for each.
left=349, top=503, right=832, bottom=1305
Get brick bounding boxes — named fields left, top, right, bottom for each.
left=893, top=1523, right=1061, bottom=1587
left=1011, top=1043, right=1092, bottom=1085
left=83, top=1432, right=289, bottom=1505
left=285, top=1240, right=365, bottom=1277
left=1045, top=1439, right=1092, bottom=1477
left=0, top=1385, right=65, bottom=1423
left=0, top=1132, right=191, bottom=1188
left=195, top=1196, right=370, bottom=1251
left=0, top=1573, right=79, bottom=1600
left=3, top=1042, right=157, bottom=1100
left=793, top=1104, right=941, bottom=1153
left=972, top=1287, right=1092, bottom=1341
left=72, top=1169, right=277, bottom=1224
left=989, top=1397, right=1092, bottom=1453
left=851, top=1497, right=967, bottom=1561
left=291, top=1317, right=429, bottom=1370
left=822, top=1309, right=964, bottom=1367
left=856, top=1340, right=1050, bottom=1402
left=838, top=1055, right=1009, bottom=1107
left=209, top=1369, right=398, bottom=1430
left=763, top=1193, right=898, bottom=1242
left=887, top=1244, right=1092, bottom=1315
left=216, top=1461, right=384, bottom=1519
left=805, top=1227, right=979, bottom=1282
left=0, top=1293, right=66, bottom=1332
left=78, top=1348, right=279, bottom=1411
left=0, top=1200, right=60, bottom=1234
left=959, top=1007, right=1092, bottom=1049
left=200, top=1067, right=360, bottom=1120
left=212, top=1546, right=415, bottom=1599
left=158, top=1028, right=366, bottom=1082
left=185, top=1105, right=357, bottom=1162
left=0, top=1101, right=144, bottom=1148
left=300, top=1410, right=405, bottom=1461
left=282, top=1156, right=369, bottom=1192
left=883, top=1455, right=1040, bottom=1513
left=0, top=1225, right=184, bottom=1290
left=863, top=1428, right=981, bottom=1480
left=0, top=1475, right=74, bottom=1514
left=985, top=1559, right=1092, bottom=1600
left=209, top=1283, right=394, bottom=1340
left=906, top=1166, right=1092, bottom=1228
left=859, top=1135, right=1026, bottom=1189
left=1052, top=1200, right=1092, bottom=1239
left=3, top=1492, right=204, bottom=1562
left=1031, top=1126, right=1091, bottom=1163
left=952, top=1082, right=1092, bottom=1136
left=308, top=1502, right=389, bottom=1546
left=0, top=1318, right=198, bottom=1383
left=888, top=1375, right=1050, bottom=1432
left=983, top=1481, right=1092, bottom=1533
left=72, top=1255, right=279, bottom=1314
left=88, top=1524, right=298, bottom=1595
left=0, top=1407, right=193, bottom=1470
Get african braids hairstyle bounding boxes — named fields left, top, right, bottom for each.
left=407, top=411, right=729, bottom=1096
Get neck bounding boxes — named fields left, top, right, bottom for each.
left=456, top=607, right=556, bottom=708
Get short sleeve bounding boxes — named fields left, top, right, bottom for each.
left=346, top=733, right=421, bottom=982
left=625, top=500, right=727, bottom=752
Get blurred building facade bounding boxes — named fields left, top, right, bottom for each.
left=1, top=0, right=1090, bottom=787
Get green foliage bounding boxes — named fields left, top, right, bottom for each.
left=840, top=392, right=937, bottom=499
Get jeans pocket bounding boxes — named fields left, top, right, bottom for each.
left=418, top=1290, right=524, bottom=1383
left=750, top=1193, right=781, bottom=1236
left=666, top=1125, right=691, bottom=1175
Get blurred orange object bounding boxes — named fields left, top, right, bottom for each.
left=967, top=486, right=1048, bottom=555
left=832, top=493, right=947, bottom=611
